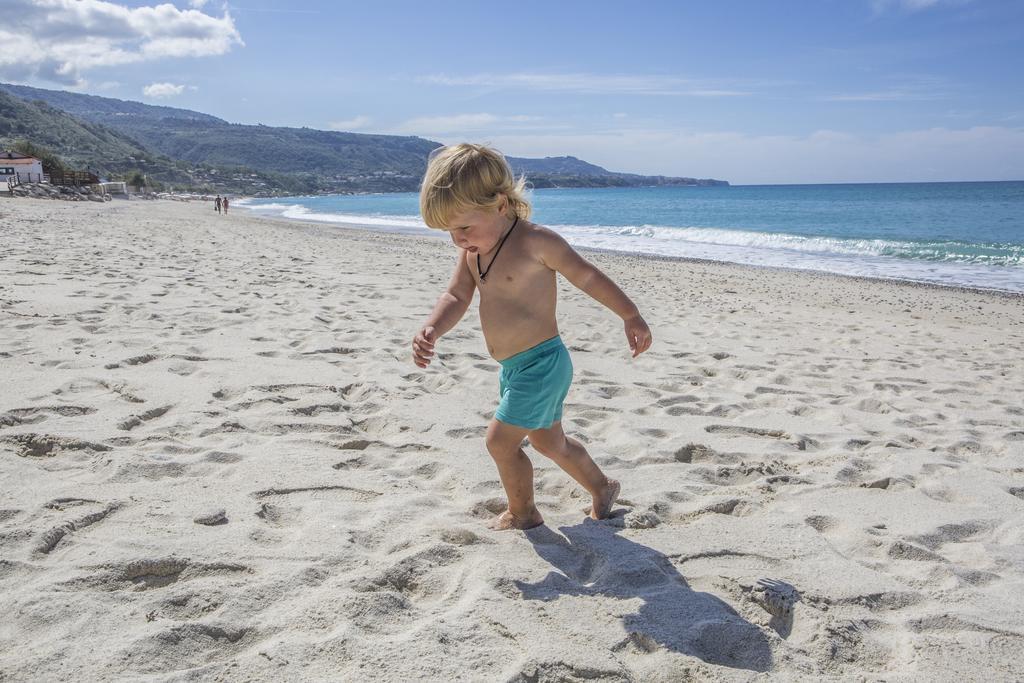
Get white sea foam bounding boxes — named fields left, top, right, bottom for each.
left=551, top=224, right=1024, bottom=292
left=239, top=203, right=1024, bottom=292
left=567, top=224, right=1022, bottom=265
left=239, top=202, right=428, bottom=231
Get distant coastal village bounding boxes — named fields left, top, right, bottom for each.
left=0, top=82, right=727, bottom=199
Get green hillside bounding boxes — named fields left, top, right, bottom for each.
left=509, top=156, right=614, bottom=176
left=0, top=89, right=159, bottom=174
left=0, top=83, right=225, bottom=123
left=112, top=120, right=440, bottom=177
left=0, top=83, right=440, bottom=183
left=1, top=82, right=728, bottom=193
left=0, top=88, right=349, bottom=194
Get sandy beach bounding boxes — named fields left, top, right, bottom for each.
left=2, top=197, right=1023, bottom=681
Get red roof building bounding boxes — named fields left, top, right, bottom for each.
left=1, top=151, right=45, bottom=183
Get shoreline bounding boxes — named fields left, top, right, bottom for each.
left=241, top=206, right=1024, bottom=301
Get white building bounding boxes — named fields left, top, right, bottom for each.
left=1, top=151, right=45, bottom=184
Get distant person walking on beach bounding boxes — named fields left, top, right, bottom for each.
left=214, top=195, right=222, bottom=213
left=413, top=144, right=652, bottom=530
left=222, top=197, right=229, bottom=214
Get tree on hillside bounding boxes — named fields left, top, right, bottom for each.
left=11, top=140, right=67, bottom=175
left=122, top=169, right=162, bottom=192
left=125, top=169, right=147, bottom=192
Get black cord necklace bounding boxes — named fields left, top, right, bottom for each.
left=477, top=215, right=519, bottom=283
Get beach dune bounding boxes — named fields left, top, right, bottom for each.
left=1, top=198, right=1022, bottom=680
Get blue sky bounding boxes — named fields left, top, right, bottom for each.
left=2, top=0, right=1023, bottom=183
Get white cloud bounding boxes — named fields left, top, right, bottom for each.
left=419, top=72, right=750, bottom=97
left=870, top=0, right=972, bottom=13
left=142, top=81, right=185, bottom=98
left=189, top=0, right=209, bottom=7
left=391, top=113, right=545, bottom=136
left=823, top=74, right=950, bottom=102
left=327, top=116, right=372, bottom=131
left=874, top=0, right=940, bottom=9
left=462, top=126, right=1024, bottom=185
left=0, top=0, right=243, bottom=86
left=823, top=90, right=940, bottom=102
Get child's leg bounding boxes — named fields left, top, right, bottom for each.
left=528, top=421, right=620, bottom=520
left=484, top=419, right=544, bottom=530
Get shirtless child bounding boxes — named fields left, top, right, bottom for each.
left=413, top=144, right=653, bottom=530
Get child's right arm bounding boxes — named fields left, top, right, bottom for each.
left=412, top=254, right=477, bottom=368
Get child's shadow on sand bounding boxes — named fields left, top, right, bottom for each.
left=518, top=519, right=772, bottom=672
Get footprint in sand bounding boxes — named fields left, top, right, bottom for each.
left=355, top=543, right=462, bottom=603
left=290, top=403, right=346, bottom=417
left=0, top=405, right=96, bottom=428
left=835, top=458, right=879, bottom=485
left=910, top=519, right=996, bottom=551
left=439, top=528, right=486, bottom=546
left=299, top=346, right=362, bottom=356
left=203, top=450, right=244, bottom=464
left=117, top=622, right=259, bottom=675
left=804, top=514, right=840, bottom=533
left=52, top=379, right=145, bottom=404
left=251, top=484, right=381, bottom=502
left=401, top=373, right=460, bottom=395
left=34, top=501, right=121, bottom=555
left=59, top=557, right=250, bottom=591
left=704, top=425, right=790, bottom=439
left=657, top=395, right=701, bottom=408
left=104, top=353, right=159, bottom=370
left=446, top=426, right=487, bottom=440
left=2, top=433, right=111, bottom=458
left=469, top=497, right=508, bottom=519
left=672, top=443, right=730, bottom=464
left=255, top=501, right=302, bottom=528
left=198, top=421, right=251, bottom=438
left=150, top=589, right=226, bottom=621
left=118, top=405, right=173, bottom=431
left=813, top=619, right=900, bottom=673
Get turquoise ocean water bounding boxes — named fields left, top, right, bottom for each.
left=239, top=182, right=1024, bottom=293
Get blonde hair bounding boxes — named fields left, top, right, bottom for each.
left=420, top=143, right=531, bottom=230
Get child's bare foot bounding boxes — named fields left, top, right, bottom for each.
left=590, top=478, right=620, bottom=520
left=488, top=509, right=544, bottom=531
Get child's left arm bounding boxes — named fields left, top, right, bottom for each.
left=536, top=230, right=653, bottom=357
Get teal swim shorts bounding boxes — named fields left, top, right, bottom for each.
left=495, top=336, right=573, bottom=430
